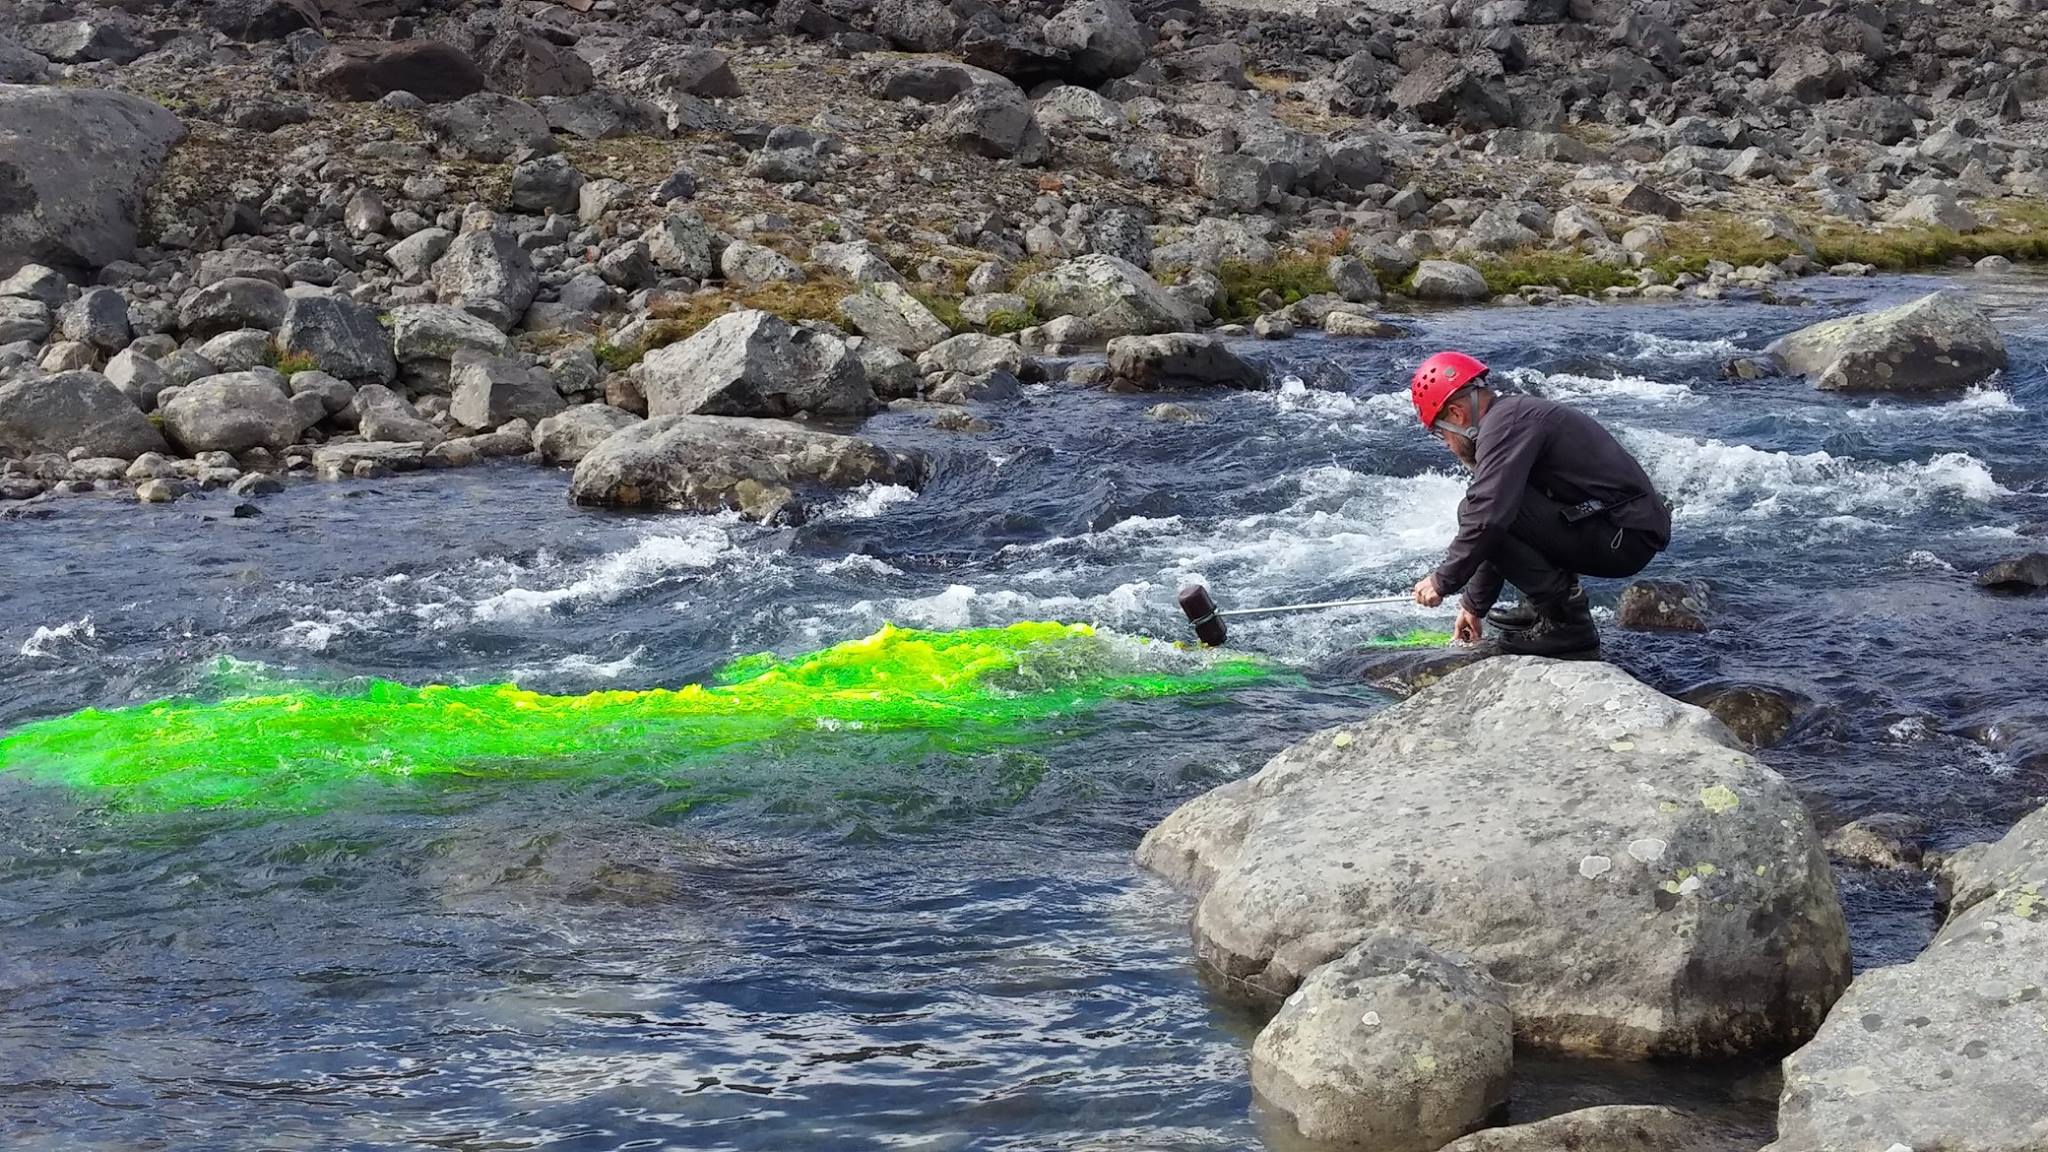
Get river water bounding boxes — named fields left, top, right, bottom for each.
left=4, top=273, right=2046, bottom=1150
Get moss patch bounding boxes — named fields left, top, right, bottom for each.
left=1214, top=255, right=1334, bottom=322
left=1475, top=251, right=1634, bottom=297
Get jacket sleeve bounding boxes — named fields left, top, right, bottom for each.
left=1431, top=405, right=1548, bottom=595
left=1460, top=562, right=1505, bottom=616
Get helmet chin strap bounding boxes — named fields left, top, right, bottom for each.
left=1432, top=388, right=1484, bottom=443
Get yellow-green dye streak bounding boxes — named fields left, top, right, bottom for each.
left=1361, top=629, right=1453, bottom=649
left=0, top=622, right=1269, bottom=813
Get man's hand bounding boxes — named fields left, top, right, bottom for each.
left=1412, top=574, right=1444, bottom=607
left=1454, top=606, right=1484, bottom=644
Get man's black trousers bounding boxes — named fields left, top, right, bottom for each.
left=1495, top=488, right=1660, bottom=604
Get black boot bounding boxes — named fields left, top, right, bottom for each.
left=1497, top=590, right=1599, bottom=658
left=1489, top=585, right=1585, bottom=634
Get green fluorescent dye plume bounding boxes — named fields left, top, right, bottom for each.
left=0, top=622, right=1269, bottom=813
left=1362, top=629, right=1453, bottom=648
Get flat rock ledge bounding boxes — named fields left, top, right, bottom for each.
left=1141, top=657, right=1849, bottom=1057
left=1769, top=803, right=2048, bottom=1152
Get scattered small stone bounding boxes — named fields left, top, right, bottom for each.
left=1825, top=813, right=1930, bottom=871
left=135, top=478, right=181, bottom=503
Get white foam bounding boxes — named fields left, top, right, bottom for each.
left=278, top=620, right=341, bottom=652
left=1904, top=550, right=1955, bottom=572
left=1622, top=429, right=2009, bottom=521
left=470, top=526, right=737, bottom=623
left=1621, top=331, right=1745, bottom=361
left=1506, top=366, right=1699, bottom=405
left=818, top=554, right=906, bottom=578
left=821, top=483, right=918, bottom=520
left=1842, top=385, right=2025, bottom=425
left=507, top=647, right=645, bottom=683
left=18, top=616, right=95, bottom=658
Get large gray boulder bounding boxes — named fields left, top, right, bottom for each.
left=1252, top=931, right=1512, bottom=1152
left=161, top=371, right=304, bottom=455
left=935, top=81, right=1049, bottom=164
left=917, top=333, right=1025, bottom=378
left=568, top=415, right=923, bottom=523
left=178, top=277, right=288, bottom=338
left=0, top=37, right=53, bottom=84
left=482, top=29, right=595, bottom=99
left=1139, top=658, right=1851, bottom=1058
left=837, top=282, right=952, bottom=353
left=350, top=383, right=442, bottom=445
left=21, top=18, right=145, bottom=66
left=534, top=403, right=641, bottom=465
left=0, top=370, right=167, bottom=458
left=105, top=348, right=170, bottom=410
left=0, top=297, right=52, bottom=345
left=387, top=304, right=514, bottom=370
left=1409, top=259, right=1491, bottom=302
left=876, top=0, right=962, bottom=51
left=639, top=310, right=877, bottom=420
left=1765, top=292, right=2007, bottom=392
left=60, top=288, right=131, bottom=351
left=1773, top=803, right=2048, bottom=1152
left=423, top=93, right=554, bottom=162
left=277, top=290, right=397, bottom=384
left=1391, top=52, right=1512, bottom=130
left=1042, top=0, right=1147, bottom=84
left=1106, top=333, right=1267, bottom=390
left=431, top=231, right=538, bottom=332
left=642, top=211, right=726, bottom=280
left=0, top=86, right=186, bottom=278
left=1020, top=254, right=1191, bottom=338
left=448, top=351, right=566, bottom=430
left=304, top=40, right=486, bottom=103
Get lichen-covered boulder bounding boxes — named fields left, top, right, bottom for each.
left=534, top=403, right=641, bottom=466
left=1765, top=292, right=2007, bottom=392
left=0, top=369, right=167, bottom=458
left=639, top=310, right=876, bottom=419
left=1139, top=657, right=1850, bottom=1058
left=1106, top=333, right=1267, bottom=390
left=1252, top=931, right=1512, bottom=1152
left=1019, top=254, right=1192, bottom=338
left=0, top=85, right=185, bottom=278
left=1772, top=803, right=2048, bottom=1152
left=568, top=415, right=922, bottom=523
left=161, top=370, right=304, bottom=454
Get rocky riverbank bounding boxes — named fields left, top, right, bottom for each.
left=5, top=0, right=2048, bottom=513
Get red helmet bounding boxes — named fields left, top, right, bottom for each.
left=1411, top=351, right=1489, bottom=428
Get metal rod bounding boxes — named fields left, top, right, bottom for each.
left=1216, top=594, right=1415, bottom=619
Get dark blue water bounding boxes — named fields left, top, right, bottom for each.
left=4, top=273, right=2046, bottom=1150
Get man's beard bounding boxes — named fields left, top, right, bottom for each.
left=1449, top=437, right=1477, bottom=469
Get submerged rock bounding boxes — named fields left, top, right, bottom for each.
left=1615, top=579, right=1712, bottom=632
left=1252, top=930, right=1511, bottom=1152
left=1139, top=658, right=1850, bottom=1058
left=1676, top=681, right=1805, bottom=749
left=1775, top=802, right=2048, bottom=1152
left=1976, top=552, right=2048, bottom=592
left=1823, top=812, right=1928, bottom=870
left=567, top=415, right=922, bottom=523
left=1440, top=1105, right=1758, bottom=1152
left=1765, top=292, right=2008, bottom=392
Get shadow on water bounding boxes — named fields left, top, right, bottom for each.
left=4, top=272, right=2048, bottom=1148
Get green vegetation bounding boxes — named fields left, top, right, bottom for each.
left=982, top=307, right=1039, bottom=336
left=910, top=290, right=966, bottom=333
left=1214, top=255, right=1334, bottom=322
left=271, top=351, right=320, bottom=376
left=1474, top=251, right=1634, bottom=297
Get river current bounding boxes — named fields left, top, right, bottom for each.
left=4, top=273, right=2045, bottom=1150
